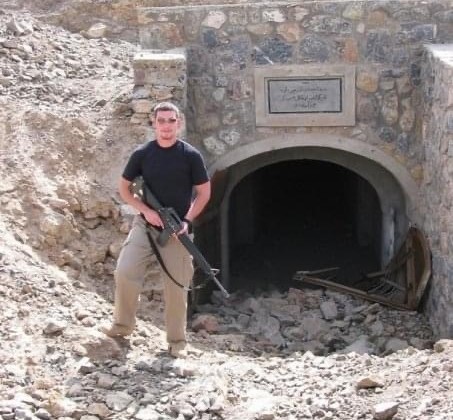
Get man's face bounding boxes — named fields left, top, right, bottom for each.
left=152, top=110, right=180, bottom=144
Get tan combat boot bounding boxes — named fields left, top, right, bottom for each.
left=168, top=341, right=203, bottom=358
left=100, top=323, right=134, bottom=338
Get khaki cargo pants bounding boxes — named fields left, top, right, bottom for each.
left=113, top=215, right=194, bottom=345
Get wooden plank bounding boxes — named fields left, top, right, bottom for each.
left=293, top=274, right=411, bottom=311
left=293, top=227, right=432, bottom=311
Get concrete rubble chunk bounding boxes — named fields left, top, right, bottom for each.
left=87, top=402, right=110, bottom=418
left=373, top=401, right=399, bottom=420
left=81, top=333, right=123, bottom=361
left=43, top=319, right=67, bottom=335
left=192, top=313, right=219, bottom=333
left=341, top=335, right=376, bottom=355
left=135, top=405, right=162, bottom=420
left=105, top=391, right=134, bottom=411
left=320, top=300, right=338, bottom=320
left=384, top=337, right=409, bottom=353
left=97, top=373, right=117, bottom=389
left=42, top=397, right=77, bottom=418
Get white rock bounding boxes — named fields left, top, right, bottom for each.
left=85, top=23, right=108, bottom=39
left=201, top=11, right=226, bottom=29
left=341, top=335, right=376, bottom=355
left=43, top=319, right=67, bottom=335
left=105, top=391, right=134, bottom=411
left=87, top=402, right=110, bottom=418
left=373, top=401, right=399, bottom=420
left=385, top=337, right=409, bottom=353
left=320, top=300, right=338, bottom=320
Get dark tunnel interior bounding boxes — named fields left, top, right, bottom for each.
left=228, top=159, right=382, bottom=292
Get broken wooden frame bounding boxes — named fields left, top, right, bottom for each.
left=293, top=227, right=431, bottom=311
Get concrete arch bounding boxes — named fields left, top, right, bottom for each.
left=209, top=134, right=420, bottom=223
left=207, top=135, right=421, bottom=287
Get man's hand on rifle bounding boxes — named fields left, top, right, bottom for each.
left=177, top=220, right=190, bottom=236
left=142, top=207, right=164, bottom=228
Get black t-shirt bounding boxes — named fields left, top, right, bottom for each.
left=122, top=139, right=209, bottom=218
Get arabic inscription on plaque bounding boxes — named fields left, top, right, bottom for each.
left=268, top=78, right=342, bottom=114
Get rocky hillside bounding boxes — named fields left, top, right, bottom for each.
left=0, top=5, right=452, bottom=420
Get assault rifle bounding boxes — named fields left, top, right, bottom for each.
left=142, top=183, right=230, bottom=298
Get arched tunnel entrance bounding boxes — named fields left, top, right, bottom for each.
left=228, top=160, right=382, bottom=292
left=196, top=137, right=418, bottom=300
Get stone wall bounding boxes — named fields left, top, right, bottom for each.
left=137, top=0, right=453, bottom=174
left=421, top=45, right=453, bottom=337
left=14, top=0, right=265, bottom=41
left=131, top=49, right=187, bottom=126
left=133, top=1, right=453, bottom=337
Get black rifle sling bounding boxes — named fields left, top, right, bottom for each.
left=144, top=224, right=191, bottom=292
left=144, top=222, right=206, bottom=292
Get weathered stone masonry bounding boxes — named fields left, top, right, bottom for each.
left=421, top=45, right=453, bottom=337
left=127, top=0, right=453, bottom=337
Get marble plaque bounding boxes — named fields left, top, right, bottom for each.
left=255, top=65, right=355, bottom=126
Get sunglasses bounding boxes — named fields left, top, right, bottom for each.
left=155, top=117, right=178, bottom=124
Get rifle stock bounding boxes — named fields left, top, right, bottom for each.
left=142, top=184, right=230, bottom=298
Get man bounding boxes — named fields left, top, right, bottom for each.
left=102, top=102, right=211, bottom=358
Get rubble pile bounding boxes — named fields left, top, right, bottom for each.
left=1, top=231, right=453, bottom=420
left=0, top=12, right=133, bottom=114
left=194, top=288, right=434, bottom=356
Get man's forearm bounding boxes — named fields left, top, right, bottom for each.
left=184, top=181, right=211, bottom=222
left=185, top=195, right=209, bottom=222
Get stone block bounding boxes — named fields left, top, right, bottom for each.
left=308, top=15, right=353, bottom=34
left=342, top=38, right=359, bottom=62
left=229, top=10, right=248, bottom=26
left=140, top=22, right=184, bottom=49
left=262, top=9, right=286, bottom=23
left=299, top=35, right=331, bottom=62
left=356, top=94, right=378, bottom=123
left=247, top=23, right=272, bottom=36
left=202, top=28, right=220, bottom=48
left=203, top=135, right=226, bottom=156
left=399, top=98, right=415, bottom=132
left=381, top=91, right=399, bottom=125
left=357, top=71, right=379, bottom=93
left=248, top=7, right=262, bottom=24
left=183, top=10, right=203, bottom=40
left=277, top=22, right=300, bottom=42
left=219, top=129, right=241, bottom=146
left=366, top=30, right=392, bottom=62
left=343, top=3, right=364, bottom=20
left=293, top=7, right=309, bottom=21
left=256, top=36, right=294, bottom=64
left=131, top=99, right=152, bottom=114
left=133, top=50, right=186, bottom=88
left=227, top=78, right=252, bottom=100
left=202, top=11, right=226, bottom=29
